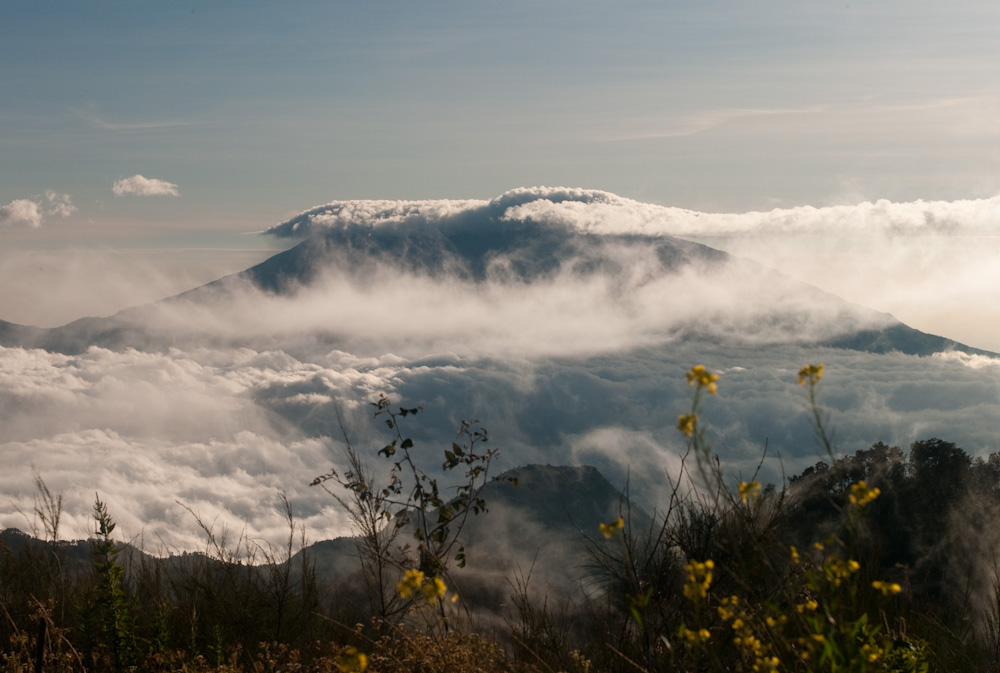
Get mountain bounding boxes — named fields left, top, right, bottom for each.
left=0, top=188, right=990, bottom=358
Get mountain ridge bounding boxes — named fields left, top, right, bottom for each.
left=0, top=209, right=992, bottom=358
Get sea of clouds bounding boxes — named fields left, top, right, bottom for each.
left=3, top=187, right=1000, bottom=552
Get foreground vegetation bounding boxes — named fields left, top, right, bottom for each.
left=4, top=365, right=1000, bottom=671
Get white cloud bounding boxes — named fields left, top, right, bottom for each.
left=0, top=192, right=76, bottom=229
left=112, top=174, right=180, bottom=197
left=44, top=190, right=76, bottom=218
left=4, top=336, right=999, bottom=552
left=0, top=199, right=43, bottom=227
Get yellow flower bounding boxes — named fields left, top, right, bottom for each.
left=677, top=413, right=698, bottom=437
left=758, top=655, right=780, bottom=671
left=599, top=517, right=624, bottom=539
left=849, top=480, right=881, bottom=507
left=686, top=365, right=719, bottom=394
left=824, top=556, right=861, bottom=586
left=397, top=568, right=425, bottom=599
left=679, top=624, right=712, bottom=645
left=862, top=643, right=884, bottom=663
left=739, top=480, right=762, bottom=505
left=796, top=599, right=818, bottom=613
left=797, top=363, right=824, bottom=386
left=335, top=647, right=368, bottom=673
left=421, top=575, right=447, bottom=603
left=398, top=569, right=448, bottom=604
left=872, top=580, right=902, bottom=596
left=682, top=559, right=714, bottom=601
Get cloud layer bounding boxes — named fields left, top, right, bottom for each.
left=4, top=338, right=999, bottom=552
left=3, top=187, right=1000, bottom=553
left=112, top=174, right=180, bottom=197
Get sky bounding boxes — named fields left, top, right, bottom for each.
left=4, top=1, right=1000, bottom=346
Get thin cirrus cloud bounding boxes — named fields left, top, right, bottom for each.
left=0, top=192, right=76, bottom=228
left=112, top=174, right=180, bottom=197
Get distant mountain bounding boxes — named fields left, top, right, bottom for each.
left=239, top=216, right=728, bottom=293
left=0, top=188, right=992, bottom=358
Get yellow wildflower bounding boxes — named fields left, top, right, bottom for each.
left=686, top=365, right=719, bottom=394
left=739, top=480, right=762, bottom=505
left=796, top=599, right=818, bottom=613
left=677, top=413, right=698, bottom=437
left=824, top=556, right=861, bottom=586
left=335, top=646, right=368, bottom=673
left=849, top=480, right=881, bottom=507
left=717, top=595, right=739, bottom=621
left=757, top=655, right=780, bottom=671
left=398, top=569, right=448, bottom=604
left=798, top=363, right=824, bottom=386
left=682, top=559, right=714, bottom=601
left=421, top=575, right=447, bottom=603
left=679, top=625, right=712, bottom=645
left=872, top=580, right=902, bottom=596
left=397, top=569, right=424, bottom=599
left=599, top=517, right=624, bottom=539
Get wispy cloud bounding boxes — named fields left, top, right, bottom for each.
left=592, top=105, right=828, bottom=142
left=74, top=107, right=198, bottom=133
left=91, top=118, right=193, bottom=132
left=44, top=190, right=76, bottom=218
left=113, top=174, right=180, bottom=197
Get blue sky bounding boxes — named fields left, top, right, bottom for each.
left=4, top=1, right=1000, bottom=335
